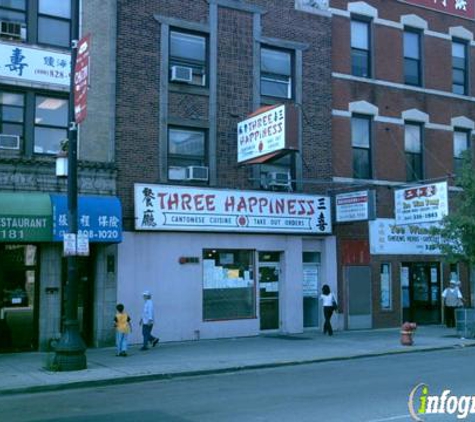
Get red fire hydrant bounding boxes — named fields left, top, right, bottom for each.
left=400, top=322, right=417, bottom=346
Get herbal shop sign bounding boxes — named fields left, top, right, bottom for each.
left=134, top=184, right=332, bottom=234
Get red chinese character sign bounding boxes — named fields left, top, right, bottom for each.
left=401, top=0, right=474, bottom=19
left=74, top=34, right=91, bottom=124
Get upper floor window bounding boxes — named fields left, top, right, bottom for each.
left=168, top=127, right=208, bottom=183
left=453, top=129, right=469, bottom=180
left=0, top=91, right=24, bottom=150
left=452, top=41, right=467, bottom=95
left=34, top=95, right=68, bottom=154
left=0, top=0, right=71, bottom=48
left=404, top=30, right=422, bottom=86
left=260, top=154, right=293, bottom=191
left=261, top=47, right=292, bottom=99
left=169, top=31, right=207, bottom=87
left=405, top=123, right=423, bottom=182
left=351, top=19, right=371, bottom=78
left=351, top=115, right=372, bottom=179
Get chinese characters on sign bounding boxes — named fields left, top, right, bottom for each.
left=394, top=182, right=448, bottom=225
left=401, top=0, right=474, bottom=18
left=1, top=41, right=70, bottom=87
left=134, top=184, right=332, bottom=234
left=74, top=34, right=91, bottom=124
left=51, top=195, right=122, bottom=242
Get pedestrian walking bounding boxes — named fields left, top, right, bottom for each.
left=114, top=303, right=131, bottom=356
left=139, top=290, right=159, bottom=350
left=321, top=284, right=337, bottom=336
left=442, top=280, right=464, bottom=328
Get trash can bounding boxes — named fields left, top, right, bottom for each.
left=455, top=308, right=475, bottom=338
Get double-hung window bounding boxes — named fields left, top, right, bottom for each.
left=405, top=123, right=423, bottom=182
left=351, top=115, right=372, bottom=179
left=453, top=129, right=469, bottom=180
left=169, top=31, right=207, bottom=87
left=351, top=19, right=371, bottom=78
left=168, top=128, right=207, bottom=182
left=452, top=41, right=468, bottom=95
left=0, top=91, right=24, bottom=150
left=0, top=0, right=72, bottom=48
left=34, top=96, right=68, bottom=154
left=404, top=30, right=422, bottom=86
left=261, top=47, right=292, bottom=99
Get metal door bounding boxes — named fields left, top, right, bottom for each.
left=259, top=252, right=280, bottom=330
left=347, top=266, right=372, bottom=329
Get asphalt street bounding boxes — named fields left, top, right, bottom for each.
left=1, top=348, right=474, bottom=422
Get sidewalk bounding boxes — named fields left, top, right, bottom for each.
left=0, top=325, right=473, bottom=396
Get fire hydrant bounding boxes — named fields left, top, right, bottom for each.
left=400, top=322, right=417, bottom=346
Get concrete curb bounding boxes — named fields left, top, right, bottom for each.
left=1, top=343, right=473, bottom=397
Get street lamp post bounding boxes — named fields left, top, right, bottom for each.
left=53, top=0, right=87, bottom=371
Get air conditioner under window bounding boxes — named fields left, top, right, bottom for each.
left=171, top=65, right=193, bottom=83
left=0, top=21, right=26, bottom=40
left=267, top=172, right=291, bottom=187
left=0, top=134, right=20, bottom=150
left=185, top=166, right=209, bottom=181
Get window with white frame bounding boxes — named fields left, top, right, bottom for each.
left=168, top=127, right=207, bottom=181
left=452, top=40, right=468, bottom=95
left=351, top=19, right=371, bottom=78
left=169, top=31, right=207, bottom=87
left=453, top=129, right=469, bottom=180
left=404, top=30, right=422, bottom=86
left=405, top=123, right=423, bottom=182
left=351, top=115, right=372, bottom=179
left=34, top=95, right=68, bottom=154
left=260, top=47, right=292, bottom=99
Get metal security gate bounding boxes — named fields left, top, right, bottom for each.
left=347, top=266, right=372, bottom=329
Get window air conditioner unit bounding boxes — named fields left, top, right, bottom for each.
left=267, top=172, right=291, bottom=187
left=0, top=21, right=25, bottom=40
left=0, top=134, right=20, bottom=150
left=171, top=65, right=193, bottom=83
left=185, top=166, right=209, bottom=181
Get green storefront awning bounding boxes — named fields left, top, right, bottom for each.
left=0, top=192, right=52, bottom=242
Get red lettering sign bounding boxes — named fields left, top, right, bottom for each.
left=74, top=34, right=91, bottom=124
left=401, top=0, right=475, bottom=19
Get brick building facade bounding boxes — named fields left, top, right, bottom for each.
left=330, top=0, right=475, bottom=329
left=115, top=0, right=337, bottom=343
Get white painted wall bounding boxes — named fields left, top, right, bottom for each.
left=118, top=231, right=337, bottom=344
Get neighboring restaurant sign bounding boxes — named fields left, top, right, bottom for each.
left=237, top=104, right=298, bottom=164
left=135, top=184, right=332, bottom=234
left=369, top=218, right=442, bottom=255
left=335, top=190, right=374, bottom=222
left=0, top=41, right=70, bottom=87
left=51, top=195, right=122, bottom=242
left=74, top=34, right=91, bottom=124
left=394, top=181, right=448, bottom=225
left=400, top=0, right=475, bottom=19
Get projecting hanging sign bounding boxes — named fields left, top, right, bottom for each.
left=134, top=184, right=332, bottom=234
left=394, top=181, right=448, bottom=225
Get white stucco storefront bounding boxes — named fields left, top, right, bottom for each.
left=117, top=184, right=337, bottom=344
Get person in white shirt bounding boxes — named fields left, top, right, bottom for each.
left=321, top=284, right=337, bottom=336
left=442, top=280, right=464, bottom=328
left=139, top=290, right=159, bottom=350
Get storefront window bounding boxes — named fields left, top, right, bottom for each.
left=203, top=249, right=255, bottom=321
left=380, top=263, right=392, bottom=310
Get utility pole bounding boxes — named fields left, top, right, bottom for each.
left=53, top=0, right=87, bottom=371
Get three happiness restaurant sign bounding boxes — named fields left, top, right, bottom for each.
left=134, top=184, right=332, bottom=234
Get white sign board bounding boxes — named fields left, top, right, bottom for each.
left=336, top=190, right=370, bottom=222
left=369, top=218, right=442, bottom=255
left=237, top=104, right=286, bottom=163
left=135, top=184, right=332, bottom=234
left=0, top=41, right=70, bottom=87
left=394, top=181, right=448, bottom=225
left=63, top=233, right=76, bottom=256
left=76, top=232, right=90, bottom=256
